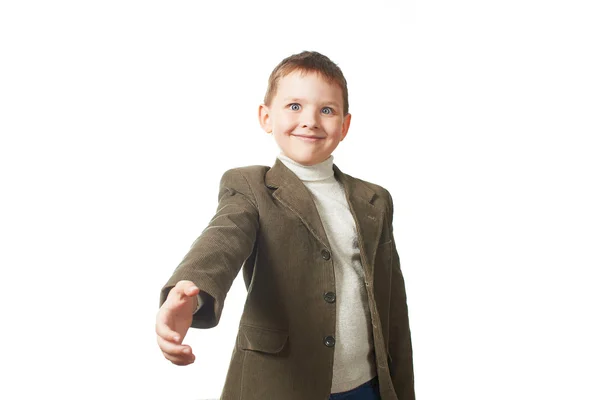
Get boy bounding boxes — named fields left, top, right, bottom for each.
left=156, top=51, right=415, bottom=400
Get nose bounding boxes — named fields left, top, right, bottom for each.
left=301, top=108, right=319, bottom=130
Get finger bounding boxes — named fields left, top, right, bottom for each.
left=164, top=281, right=198, bottom=310
left=155, top=312, right=181, bottom=343
left=157, top=334, right=194, bottom=358
left=162, top=349, right=195, bottom=366
left=174, top=280, right=200, bottom=299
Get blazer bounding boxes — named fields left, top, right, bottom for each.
left=159, top=157, right=415, bottom=400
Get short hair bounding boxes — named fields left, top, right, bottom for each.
left=263, top=51, right=349, bottom=116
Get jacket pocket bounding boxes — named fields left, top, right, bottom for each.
left=237, top=324, right=289, bottom=354
left=378, top=239, right=392, bottom=247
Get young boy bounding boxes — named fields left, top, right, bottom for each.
left=156, top=51, right=415, bottom=400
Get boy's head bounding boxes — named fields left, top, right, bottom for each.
left=259, top=51, right=351, bottom=166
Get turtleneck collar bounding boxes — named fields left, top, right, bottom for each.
left=276, top=151, right=335, bottom=182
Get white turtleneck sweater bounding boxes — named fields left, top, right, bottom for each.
left=196, top=152, right=376, bottom=393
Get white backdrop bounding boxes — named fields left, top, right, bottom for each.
left=1, top=1, right=599, bottom=399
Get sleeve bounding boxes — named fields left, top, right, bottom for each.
left=385, top=188, right=416, bottom=400
left=159, top=168, right=260, bottom=329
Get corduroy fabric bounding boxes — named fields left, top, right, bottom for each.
left=159, top=157, right=415, bottom=400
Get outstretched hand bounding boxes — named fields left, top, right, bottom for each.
left=156, top=280, right=199, bottom=365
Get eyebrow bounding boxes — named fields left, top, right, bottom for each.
left=283, top=97, right=341, bottom=107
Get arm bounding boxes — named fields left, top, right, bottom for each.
left=159, top=168, right=260, bottom=328
left=385, top=189, right=416, bottom=400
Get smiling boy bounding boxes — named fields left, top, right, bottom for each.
left=156, top=51, right=415, bottom=400
left=259, top=66, right=351, bottom=166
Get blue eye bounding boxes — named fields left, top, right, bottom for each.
left=322, top=107, right=333, bottom=115
left=289, top=103, right=301, bottom=111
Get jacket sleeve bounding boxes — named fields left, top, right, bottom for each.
left=159, top=168, right=260, bottom=329
left=385, top=188, right=416, bottom=400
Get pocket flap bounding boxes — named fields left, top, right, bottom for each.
left=238, top=324, right=288, bottom=354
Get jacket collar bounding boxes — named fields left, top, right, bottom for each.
left=265, top=157, right=385, bottom=279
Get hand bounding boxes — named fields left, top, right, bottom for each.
left=156, top=280, right=199, bottom=365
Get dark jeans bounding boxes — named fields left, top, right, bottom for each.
left=329, top=376, right=381, bottom=400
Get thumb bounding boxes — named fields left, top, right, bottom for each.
left=169, top=280, right=200, bottom=305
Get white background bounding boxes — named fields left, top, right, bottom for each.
left=1, top=1, right=599, bottom=399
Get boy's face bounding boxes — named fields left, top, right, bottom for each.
left=259, top=70, right=351, bottom=166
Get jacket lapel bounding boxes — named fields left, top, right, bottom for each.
left=265, top=157, right=385, bottom=279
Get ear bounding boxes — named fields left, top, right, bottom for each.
left=340, top=113, right=351, bottom=141
left=258, top=104, right=273, bottom=134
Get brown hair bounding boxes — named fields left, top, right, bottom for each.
left=263, top=51, right=349, bottom=116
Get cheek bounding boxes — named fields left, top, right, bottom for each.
left=324, top=123, right=343, bottom=137
left=278, top=122, right=297, bottom=134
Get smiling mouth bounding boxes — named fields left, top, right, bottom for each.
left=292, top=134, right=324, bottom=141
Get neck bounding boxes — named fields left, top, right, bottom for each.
left=276, top=152, right=334, bottom=182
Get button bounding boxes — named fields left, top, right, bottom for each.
left=321, top=249, right=331, bottom=260
left=324, top=336, right=336, bottom=347
left=323, top=292, right=336, bottom=303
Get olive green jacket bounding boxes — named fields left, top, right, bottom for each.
left=159, top=157, right=415, bottom=400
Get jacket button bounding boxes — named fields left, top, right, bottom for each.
left=321, top=249, right=331, bottom=260
left=323, top=292, right=336, bottom=303
left=324, top=336, right=336, bottom=347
